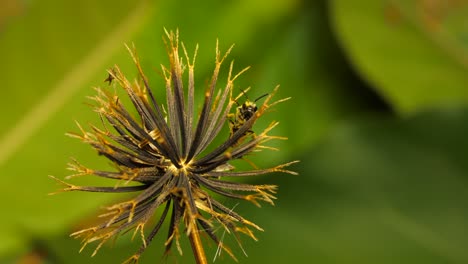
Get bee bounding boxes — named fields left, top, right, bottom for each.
left=228, top=91, right=268, bottom=137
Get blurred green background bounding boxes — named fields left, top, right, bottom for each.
left=2, top=0, right=468, bottom=263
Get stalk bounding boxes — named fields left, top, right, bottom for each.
left=189, top=223, right=207, bottom=264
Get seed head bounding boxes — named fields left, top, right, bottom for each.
left=51, top=29, right=298, bottom=263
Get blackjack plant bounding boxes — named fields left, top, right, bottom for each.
left=50, top=29, right=298, bottom=264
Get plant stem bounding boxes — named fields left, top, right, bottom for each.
left=189, top=223, right=207, bottom=264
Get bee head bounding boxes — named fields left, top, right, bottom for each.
left=240, top=101, right=257, bottom=120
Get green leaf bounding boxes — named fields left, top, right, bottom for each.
left=0, top=0, right=152, bottom=255
left=330, top=0, right=468, bottom=114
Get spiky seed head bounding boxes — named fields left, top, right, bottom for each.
left=51, top=29, right=298, bottom=264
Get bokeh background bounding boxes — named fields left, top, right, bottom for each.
left=2, top=0, right=468, bottom=263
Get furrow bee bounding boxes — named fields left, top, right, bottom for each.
left=228, top=91, right=268, bottom=137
